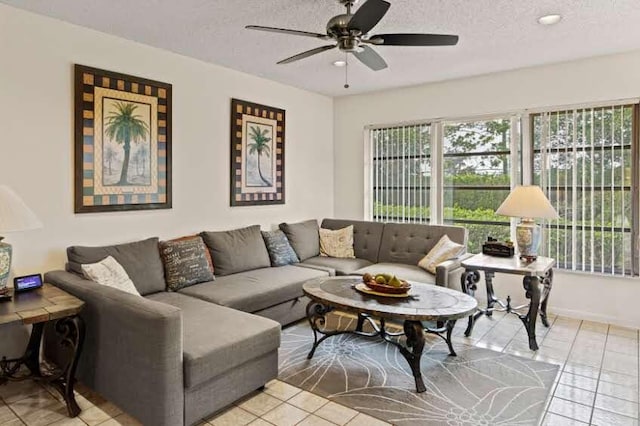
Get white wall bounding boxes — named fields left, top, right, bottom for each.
left=0, top=4, right=334, bottom=278
left=334, top=50, right=640, bottom=328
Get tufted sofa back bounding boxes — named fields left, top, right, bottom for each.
left=377, top=223, right=468, bottom=265
left=321, top=219, right=385, bottom=263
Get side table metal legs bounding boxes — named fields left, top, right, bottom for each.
left=461, top=268, right=554, bottom=351
left=520, top=276, right=541, bottom=351
left=0, top=316, right=85, bottom=417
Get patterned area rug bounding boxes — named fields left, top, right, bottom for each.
left=279, top=313, right=558, bottom=425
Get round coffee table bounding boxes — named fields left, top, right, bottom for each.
left=302, top=276, right=477, bottom=393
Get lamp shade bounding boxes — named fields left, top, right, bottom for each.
left=496, top=185, right=559, bottom=220
left=0, top=185, right=42, bottom=233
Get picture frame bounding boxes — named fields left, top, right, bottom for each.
left=230, top=98, right=285, bottom=206
left=74, top=64, right=172, bottom=213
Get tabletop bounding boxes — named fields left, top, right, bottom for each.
left=303, top=276, right=477, bottom=322
left=461, top=253, right=555, bottom=276
left=0, top=284, right=84, bottom=326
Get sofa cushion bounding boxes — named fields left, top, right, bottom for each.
left=67, top=237, right=165, bottom=295
left=321, top=219, right=384, bottom=263
left=80, top=256, right=140, bottom=296
left=418, top=235, right=465, bottom=274
left=159, top=236, right=215, bottom=292
left=200, top=225, right=270, bottom=276
left=178, top=265, right=329, bottom=313
left=279, top=220, right=320, bottom=261
left=377, top=223, right=468, bottom=266
left=303, top=256, right=372, bottom=276
left=261, top=230, right=299, bottom=267
left=145, top=292, right=280, bottom=389
left=319, top=226, right=355, bottom=258
left=355, top=263, right=436, bottom=285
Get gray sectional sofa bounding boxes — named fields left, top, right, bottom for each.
left=44, top=218, right=468, bottom=426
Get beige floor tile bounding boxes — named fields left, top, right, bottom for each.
left=315, top=402, right=358, bottom=426
left=553, top=384, right=595, bottom=406
left=599, top=370, right=639, bottom=389
left=542, top=412, right=588, bottom=425
left=590, top=407, right=638, bottom=426
left=0, top=381, right=50, bottom=405
left=558, top=372, right=598, bottom=392
left=562, top=363, right=600, bottom=379
left=261, top=403, right=308, bottom=426
left=9, top=393, right=68, bottom=426
left=79, top=405, right=111, bottom=425
left=594, top=393, right=638, bottom=418
left=47, top=417, right=87, bottom=426
left=547, top=398, right=592, bottom=423
left=297, top=414, right=336, bottom=426
left=208, top=406, right=257, bottom=426
left=602, top=351, right=639, bottom=375
left=109, top=413, right=142, bottom=426
left=263, top=381, right=301, bottom=401
left=608, top=325, right=639, bottom=339
left=344, top=413, right=390, bottom=426
left=0, top=403, right=22, bottom=424
left=247, top=419, right=274, bottom=426
left=287, top=391, right=329, bottom=413
left=597, top=381, right=639, bottom=402
left=238, top=393, right=283, bottom=417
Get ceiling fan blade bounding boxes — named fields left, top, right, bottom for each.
left=369, top=33, right=459, bottom=46
left=347, top=0, right=390, bottom=34
left=353, top=45, right=388, bottom=71
left=277, top=45, right=337, bottom=64
left=246, top=25, right=330, bottom=40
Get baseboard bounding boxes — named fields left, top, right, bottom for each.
left=548, top=307, right=638, bottom=330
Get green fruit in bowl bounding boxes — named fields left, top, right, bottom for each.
left=389, top=276, right=403, bottom=287
left=375, top=275, right=387, bottom=284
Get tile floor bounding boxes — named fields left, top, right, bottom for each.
left=0, top=310, right=638, bottom=426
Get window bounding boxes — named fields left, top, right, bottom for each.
left=367, top=101, right=639, bottom=277
left=443, top=118, right=516, bottom=253
left=370, top=124, right=431, bottom=223
left=532, top=104, right=639, bottom=276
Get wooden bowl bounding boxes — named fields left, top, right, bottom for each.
left=364, top=279, right=411, bottom=294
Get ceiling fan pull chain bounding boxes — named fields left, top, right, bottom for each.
left=344, top=53, right=350, bottom=89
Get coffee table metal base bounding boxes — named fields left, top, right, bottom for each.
left=306, top=301, right=457, bottom=393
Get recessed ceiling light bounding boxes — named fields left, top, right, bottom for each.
left=333, top=60, right=347, bottom=67
left=538, top=14, right=562, bottom=26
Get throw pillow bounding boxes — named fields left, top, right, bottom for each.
left=81, top=256, right=140, bottom=296
left=200, top=225, right=271, bottom=276
left=159, top=236, right=215, bottom=292
left=261, top=230, right=300, bottom=267
left=319, top=225, right=355, bottom=258
left=279, top=219, right=320, bottom=261
left=417, top=235, right=465, bottom=274
left=67, top=237, right=165, bottom=295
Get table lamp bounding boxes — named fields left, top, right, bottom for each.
left=0, top=185, right=42, bottom=296
left=495, top=185, right=558, bottom=261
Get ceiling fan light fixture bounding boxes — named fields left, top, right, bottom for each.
left=538, top=14, right=562, bottom=26
left=333, top=60, right=347, bottom=67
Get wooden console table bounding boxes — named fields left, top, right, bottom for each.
left=460, top=254, right=554, bottom=351
left=0, top=284, right=85, bottom=417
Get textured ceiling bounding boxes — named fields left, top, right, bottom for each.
left=3, top=0, right=640, bottom=96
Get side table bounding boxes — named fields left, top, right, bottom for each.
left=460, top=254, right=554, bottom=351
left=0, top=284, right=85, bottom=417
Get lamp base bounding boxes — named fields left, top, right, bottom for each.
left=0, top=238, right=12, bottom=294
left=516, top=219, right=541, bottom=261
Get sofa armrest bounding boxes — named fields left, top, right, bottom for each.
left=435, top=252, right=474, bottom=289
left=44, top=271, right=183, bottom=426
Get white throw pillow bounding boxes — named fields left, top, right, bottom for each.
left=319, top=225, right=355, bottom=258
left=81, top=256, right=140, bottom=296
left=418, top=235, right=465, bottom=274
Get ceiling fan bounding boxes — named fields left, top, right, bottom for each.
left=246, top=0, right=459, bottom=72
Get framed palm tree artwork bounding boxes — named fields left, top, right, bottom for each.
left=230, top=99, right=285, bottom=206
left=74, top=64, right=172, bottom=213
